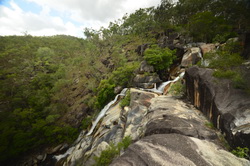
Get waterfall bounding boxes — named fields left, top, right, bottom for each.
left=54, top=146, right=75, bottom=161
left=86, top=88, right=128, bottom=136
left=54, top=88, right=127, bottom=161
left=146, top=71, right=185, bottom=94
left=54, top=72, right=184, bottom=162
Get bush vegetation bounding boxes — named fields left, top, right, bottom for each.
left=144, top=45, right=176, bottom=71
left=120, top=90, right=131, bottom=108
left=203, top=41, right=249, bottom=92
left=94, top=136, right=132, bottom=166
left=232, top=147, right=249, bottom=159
left=169, top=80, right=185, bottom=96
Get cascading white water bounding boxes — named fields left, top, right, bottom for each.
left=146, top=71, right=185, bottom=94
left=86, top=88, right=128, bottom=136
left=54, top=73, right=185, bottom=162
left=54, top=88, right=127, bottom=161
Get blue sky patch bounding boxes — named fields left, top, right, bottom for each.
left=14, top=0, right=42, bottom=14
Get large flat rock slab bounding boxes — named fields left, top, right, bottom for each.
left=145, top=96, right=217, bottom=140
left=111, top=134, right=250, bottom=166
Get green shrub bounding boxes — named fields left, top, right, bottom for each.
left=232, top=147, right=249, bottom=159
left=169, top=80, right=185, bottom=96
left=203, top=41, right=249, bottom=92
left=94, top=143, right=119, bottom=166
left=144, top=45, right=176, bottom=71
left=81, top=116, right=92, bottom=130
left=94, top=136, right=132, bottom=166
left=95, top=79, right=116, bottom=109
left=205, top=122, right=215, bottom=129
left=110, top=62, right=139, bottom=87
left=95, top=62, right=138, bottom=109
left=213, top=70, right=237, bottom=79
left=117, top=135, right=132, bottom=150
left=232, top=74, right=247, bottom=89
left=120, top=90, right=131, bottom=108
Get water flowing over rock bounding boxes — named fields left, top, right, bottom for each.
left=185, top=66, right=250, bottom=152
left=87, top=88, right=128, bottom=136
left=52, top=65, right=250, bottom=166
left=111, top=93, right=249, bottom=166
left=56, top=84, right=249, bottom=165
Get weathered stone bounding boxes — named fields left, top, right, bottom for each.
left=133, top=74, right=161, bottom=83
left=181, top=47, right=202, bottom=67
left=200, top=43, right=216, bottom=55
left=138, top=60, right=154, bottom=74
left=111, top=134, right=250, bottom=166
left=135, top=44, right=148, bottom=56
left=185, top=66, right=250, bottom=151
left=145, top=96, right=218, bottom=140
left=114, top=86, right=123, bottom=94
left=47, top=144, right=63, bottom=154
left=130, top=88, right=157, bottom=108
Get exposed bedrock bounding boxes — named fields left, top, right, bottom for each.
left=185, top=66, right=250, bottom=150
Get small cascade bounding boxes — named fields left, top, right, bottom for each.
left=54, top=146, right=75, bottom=161
left=53, top=72, right=184, bottom=163
left=54, top=88, right=127, bottom=161
left=86, top=88, right=128, bottom=136
left=146, top=71, right=185, bottom=94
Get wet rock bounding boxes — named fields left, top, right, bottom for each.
left=111, top=134, right=250, bottom=166
left=185, top=66, right=250, bottom=151
left=181, top=47, right=202, bottom=67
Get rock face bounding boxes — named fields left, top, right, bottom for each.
left=58, top=87, right=250, bottom=166
left=185, top=66, right=250, bottom=151
left=138, top=60, right=154, bottom=74
left=133, top=61, right=162, bottom=88
left=111, top=93, right=249, bottom=166
left=111, top=134, right=249, bottom=166
left=133, top=74, right=162, bottom=88
left=135, top=44, right=148, bottom=56
left=181, top=47, right=202, bottom=67
left=200, top=43, right=216, bottom=55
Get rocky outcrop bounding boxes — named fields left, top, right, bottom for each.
left=200, top=43, right=216, bottom=55
left=111, top=91, right=249, bottom=166
left=181, top=47, right=202, bottom=67
left=111, top=134, right=249, bottom=166
left=133, top=74, right=162, bottom=89
left=57, top=87, right=250, bottom=166
left=137, top=60, right=154, bottom=74
left=185, top=66, right=250, bottom=151
left=135, top=44, right=148, bottom=56
left=133, top=61, right=162, bottom=88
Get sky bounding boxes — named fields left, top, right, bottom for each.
left=0, top=0, right=161, bottom=38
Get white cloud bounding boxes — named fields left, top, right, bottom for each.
left=0, top=0, right=161, bottom=37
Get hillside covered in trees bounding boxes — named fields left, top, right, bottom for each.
left=0, top=0, right=250, bottom=165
